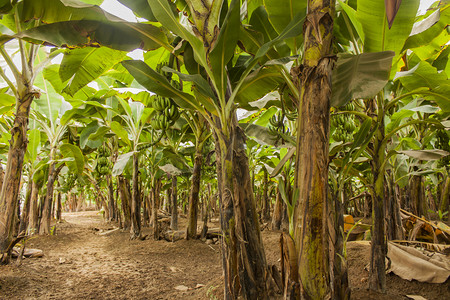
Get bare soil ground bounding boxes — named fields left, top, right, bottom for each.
left=1, top=211, right=449, bottom=299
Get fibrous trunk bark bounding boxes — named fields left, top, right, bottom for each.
left=170, top=176, right=178, bottom=230
left=386, top=172, right=403, bottom=240
left=56, top=191, right=62, bottom=222
left=440, top=177, right=449, bottom=216
left=130, top=153, right=141, bottom=239
left=40, top=161, right=55, bottom=235
left=27, top=181, right=40, bottom=235
left=187, top=147, right=203, bottom=239
left=272, top=187, right=282, bottom=231
left=409, top=174, right=427, bottom=219
left=214, top=113, right=269, bottom=299
left=151, top=179, right=161, bottom=240
left=0, top=90, right=36, bottom=252
left=369, top=97, right=387, bottom=293
left=118, top=175, right=131, bottom=230
left=293, top=1, right=334, bottom=298
left=19, top=180, right=32, bottom=235
left=107, top=175, right=116, bottom=221
left=262, top=169, right=270, bottom=222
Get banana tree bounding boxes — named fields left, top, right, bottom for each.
left=340, top=0, right=450, bottom=293
left=0, top=3, right=45, bottom=255
left=0, top=0, right=132, bottom=257
left=185, top=112, right=211, bottom=239
left=110, top=97, right=152, bottom=239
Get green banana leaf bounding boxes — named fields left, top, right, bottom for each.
left=235, top=66, right=284, bottom=109
left=110, top=120, right=131, bottom=147
left=398, top=149, right=450, bottom=161
left=17, top=20, right=169, bottom=52
left=394, top=60, right=450, bottom=111
left=356, top=0, right=419, bottom=53
left=331, top=51, right=395, bottom=107
left=60, top=143, right=85, bottom=175
left=209, top=0, right=240, bottom=103
left=58, top=47, right=127, bottom=96
left=121, top=60, right=208, bottom=113
left=264, top=0, right=306, bottom=51
left=112, top=151, right=134, bottom=176
left=403, top=5, right=450, bottom=51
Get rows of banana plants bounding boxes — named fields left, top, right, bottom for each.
left=0, top=0, right=449, bottom=298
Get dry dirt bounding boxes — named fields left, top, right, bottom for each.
left=0, top=211, right=449, bottom=299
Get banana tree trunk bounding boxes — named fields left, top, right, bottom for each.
left=0, top=90, right=36, bottom=252
left=27, top=181, right=40, bottom=235
left=331, top=189, right=350, bottom=300
left=187, top=146, right=203, bottom=239
left=130, top=152, right=141, bottom=239
left=118, top=175, right=131, bottom=230
left=170, top=175, right=178, bottom=230
left=40, top=162, right=63, bottom=235
left=293, top=0, right=335, bottom=298
left=262, top=169, right=270, bottom=222
left=151, top=178, right=161, bottom=240
left=440, top=176, right=449, bottom=217
left=19, top=180, right=33, bottom=234
left=271, top=187, right=282, bottom=230
left=369, top=98, right=387, bottom=293
left=56, top=191, right=62, bottom=222
left=107, top=175, right=116, bottom=221
left=386, top=172, right=404, bottom=240
left=214, top=113, right=269, bottom=299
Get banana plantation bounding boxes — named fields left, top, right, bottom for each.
left=0, top=0, right=450, bottom=299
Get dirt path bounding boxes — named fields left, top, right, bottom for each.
left=0, top=211, right=222, bottom=299
left=1, top=211, right=449, bottom=299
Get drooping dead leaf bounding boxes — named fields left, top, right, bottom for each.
left=387, top=242, right=450, bottom=283
left=401, top=209, right=450, bottom=244
left=385, top=0, right=403, bottom=29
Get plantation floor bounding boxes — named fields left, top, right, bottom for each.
left=0, top=211, right=448, bottom=299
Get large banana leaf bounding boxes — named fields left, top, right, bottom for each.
left=113, top=151, right=134, bottom=176
left=356, top=0, right=419, bottom=53
left=121, top=60, right=208, bottom=113
left=403, top=6, right=450, bottom=51
left=17, top=20, right=169, bottom=52
left=33, top=66, right=64, bottom=126
left=394, top=60, right=450, bottom=111
left=331, top=51, right=395, bottom=107
left=58, top=47, right=127, bottom=96
left=398, top=149, right=450, bottom=160
left=117, top=0, right=156, bottom=21
left=264, top=0, right=306, bottom=51
left=60, top=143, right=85, bottom=175
left=235, top=66, right=284, bottom=109
left=26, top=128, right=41, bottom=163
left=209, top=0, right=240, bottom=103
left=21, top=0, right=117, bottom=23
left=79, top=120, right=103, bottom=149
left=148, top=0, right=207, bottom=68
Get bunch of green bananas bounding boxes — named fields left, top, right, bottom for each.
left=269, top=112, right=284, bottom=128
left=331, top=103, right=356, bottom=142
left=150, top=97, right=180, bottom=131
left=152, top=95, right=171, bottom=111
left=156, top=62, right=171, bottom=78
left=96, top=146, right=111, bottom=175
left=268, top=111, right=287, bottom=141
left=64, top=173, right=77, bottom=191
